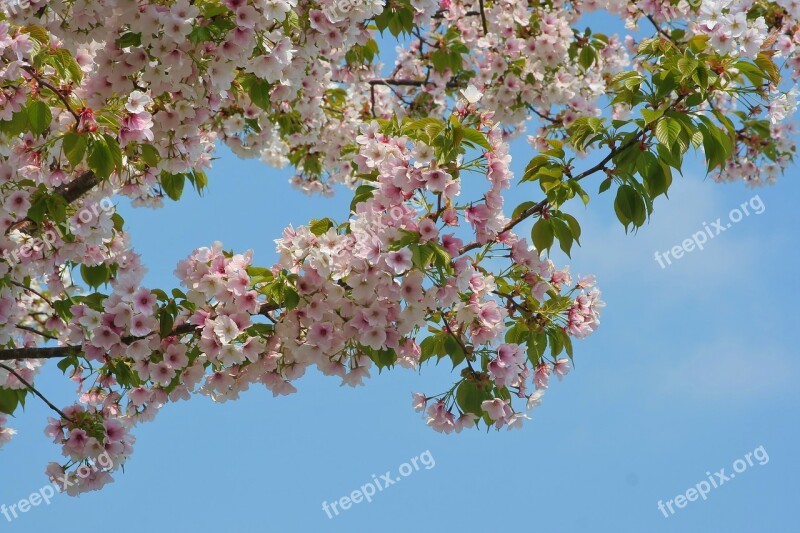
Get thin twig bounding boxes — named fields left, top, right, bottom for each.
left=0, top=301, right=283, bottom=361
left=10, top=280, right=54, bottom=307
left=7, top=170, right=98, bottom=235
left=478, top=0, right=488, bottom=34
left=458, top=135, right=642, bottom=255
left=23, top=66, right=81, bottom=122
left=367, top=78, right=464, bottom=89
left=0, top=362, right=74, bottom=422
left=645, top=14, right=673, bottom=42
left=526, top=104, right=560, bottom=125
left=440, top=309, right=476, bottom=372
left=16, top=325, right=57, bottom=341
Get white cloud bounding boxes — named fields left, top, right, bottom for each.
left=560, top=177, right=768, bottom=300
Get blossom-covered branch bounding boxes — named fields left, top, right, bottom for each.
left=0, top=0, right=796, bottom=495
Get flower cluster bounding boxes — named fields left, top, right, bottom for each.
left=44, top=404, right=130, bottom=494
left=0, top=0, right=796, bottom=494
left=697, top=1, right=770, bottom=58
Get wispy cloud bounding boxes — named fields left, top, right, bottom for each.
left=655, top=339, right=798, bottom=402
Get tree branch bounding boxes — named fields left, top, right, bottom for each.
left=16, top=324, right=58, bottom=340
left=0, top=345, right=81, bottom=361
left=7, top=170, right=99, bottom=235
left=458, top=135, right=643, bottom=255
left=644, top=14, right=673, bottom=42
left=10, top=280, right=54, bottom=307
left=478, top=0, right=488, bottom=34
left=23, top=65, right=81, bottom=123
left=367, top=78, right=465, bottom=89
left=0, top=362, right=74, bottom=422
left=440, top=309, right=475, bottom=372
left=0, top=302, right=282, bottom=362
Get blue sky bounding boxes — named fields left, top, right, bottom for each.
left=3, top=14, right=800, bottom=533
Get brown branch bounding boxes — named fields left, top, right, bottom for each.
left=458, top=135, right=643, bottom=255
left=23, top=66, right=80, bottom=123
left=10, top=280, right=54, bottom=307
left=492, top=290, right=529, bottom=315
left=478, top=0, right=488, bottom=34
left=439, top=308, right=475, bottom=372
left=0, top=345, right=81, bottom=361
left=7, top=170, right=99, bottom=235
left=367, top=78, right=465, bottom=89
left=0, top=362, right=74, bottom=422
left=432, top=9, right=480, bottom=19
left=527, top=104, right=560, bottom=125
left=644, top=14, right=673, bottom=42
left=0, top=301, right=283, bottom=362
left=16, top=325, right=57, bottom=340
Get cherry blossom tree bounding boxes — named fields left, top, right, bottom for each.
left=0, top=0, right=795, bottom=494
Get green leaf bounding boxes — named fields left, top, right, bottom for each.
left=444, top=335, right=466, bottom=369
left=53, top=48, right=83, bottom=83
left=88, top=138, right=115, bottom=179
left=505, top=324, right=529, bottom=345
left=562, top=213, right=582, bottom=244
left=614, top=185, right=646, bottom=229
left=80, top=263, right=111, bottom=289
left=116, top=32, right=142, bottom=48
left=140, top=144, right=160, bottom=167
left=420, top=334, right=446, bottom=363
left=456, top=380, right=486, bottom=416
left=27, top=197, right=47, bottom=224
left=102, top=134, right=123, bottom=174
left=552, top=218, right=574, bottom=257
left=460, top=128, right=491, bottom=150
left=161, top=173, right=185, bottom=201
left=371, top=348, right=397, bottom=369
left=755, top=53, right=780, bottom=84
left=62, top=132, right=87, bottom=167
left=0, top=388, right=20, bottom=415
left=409, top=243, right=435, bottom=270
left=526, top=330, right=548, bottom=363
left=27, top=101, right=52, bottom=136
left=512, top=201, right=537, bottom=219
left=655, top=117, right=681, bottom=149
left=189, top=169, right=208, bottom=194
left=309, top=218, right=335, bottom=236
left=531, top=218, right=554, bottom=253
left=46, top=195, right=68, bottom=225
left=641, top=108, right=664, bottom=126
left=247, top=77, right=271, bottom=111
left=159, top=308, right=175, bottom=338
left=579, top=45, right=597, bottom=70
left=57, top=355, right=79, bottom=374
left=283, top=288, right=300, bottom=311
left=0, top=110, right=30, bottom=137
left=21, top=25, right=50, bottom=45
left=637, top=151, right=672, bottom=198
left=349, top=185, right=375, bottom=213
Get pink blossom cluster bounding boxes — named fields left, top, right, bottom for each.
left=43, top=403, right=131, bottom=494
left=0, top=0, right=797, bottom=494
